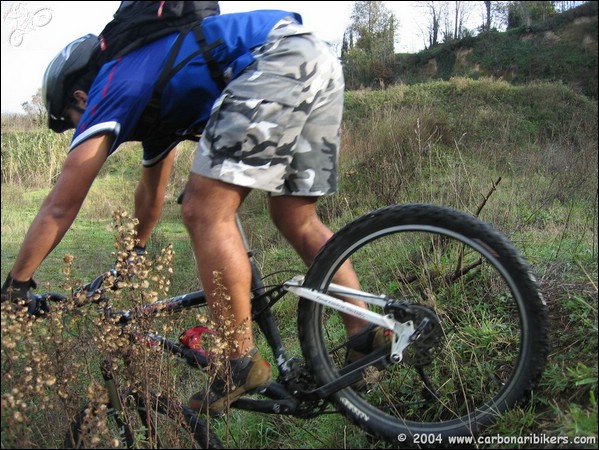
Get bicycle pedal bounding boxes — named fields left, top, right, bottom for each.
left=179, top=326, right=216, bottom=358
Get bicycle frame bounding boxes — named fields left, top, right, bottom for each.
left=92, top=273, right=413, bottom=416
left=284, top=277, right=415, bottom=364
left=45, top=214, right=414, bottom=417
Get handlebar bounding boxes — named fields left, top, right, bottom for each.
left=32, top=292, right=68, bottom=302
left=28, top=269, right=207, bottom=324
left=25, top=270, right=114, bottom=318
left=76, top=269, right=116, bottom=301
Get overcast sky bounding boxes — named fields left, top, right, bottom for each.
left=1, top=1, right=448, bottom=114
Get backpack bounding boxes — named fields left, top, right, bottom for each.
left=93, top=1, right=225, bottom=138
left=96, top=1, right=221, bottom=67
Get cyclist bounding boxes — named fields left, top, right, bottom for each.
left=2, top=8, right=388, bottom=415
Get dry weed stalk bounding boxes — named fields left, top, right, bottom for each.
left=1, top=208, right=187, bottom=448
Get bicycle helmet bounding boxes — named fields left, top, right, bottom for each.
left=42, top=34, right=99, bottom=132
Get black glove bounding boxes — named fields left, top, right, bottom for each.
left=1, top=273, right=48, bottom=316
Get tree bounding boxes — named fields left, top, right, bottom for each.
left=481, top=1, right=513, bottom=32
left=417, top=1, right=479, bottom=45
left=483, top=1, right=492, bottom=31
left=553, top=1, right=588, bottom=13
left=341, top=1, right=398, bottom=89
left=424, top=1, right=442, bottom=47
left=451, top=1, right=475, bottom=40
left=432, top=1, right=477, bottom=44
left=507, top=1, right=557, bottom=29
left=21, top=88, right=46, bottom=127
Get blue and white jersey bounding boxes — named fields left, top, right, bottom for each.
left=70, top=10, right=302, bottom=166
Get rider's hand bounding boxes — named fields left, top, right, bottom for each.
left=1, top=273, right=48, bottom=317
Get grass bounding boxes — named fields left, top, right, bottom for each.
left=1, top=78, right=598, bottom=448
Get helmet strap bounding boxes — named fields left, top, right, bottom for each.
left=69, top=104, right=86, bottom=115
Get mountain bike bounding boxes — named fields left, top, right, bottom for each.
left=34, top=203, right=547, bottom=448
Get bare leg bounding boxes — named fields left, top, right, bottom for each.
left=181, top=174, right=254, bottom=358
left=268, top=195, right=368, bottom=336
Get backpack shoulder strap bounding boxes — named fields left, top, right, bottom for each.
left=136, top=23, right=225, bottom=136
left=192, top=23, right=226, bottom=90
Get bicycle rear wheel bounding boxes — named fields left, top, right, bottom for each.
left=298, top=204, right=548, bottom=444
left=64, top=390, right=221, bottom=448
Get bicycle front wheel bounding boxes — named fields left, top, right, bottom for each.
left=64, top=390, right=221, bottom=448
left=298, top=204, right=548, bottom=444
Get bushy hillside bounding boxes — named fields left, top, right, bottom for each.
left=395, top=1, right=598, bottom=98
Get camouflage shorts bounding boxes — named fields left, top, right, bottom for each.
left=191, top=27, right=344, bottom=196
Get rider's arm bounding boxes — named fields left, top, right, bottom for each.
left=133, top=148, right=178, bottom=248
left=8, top=133, right=114, bottom=282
